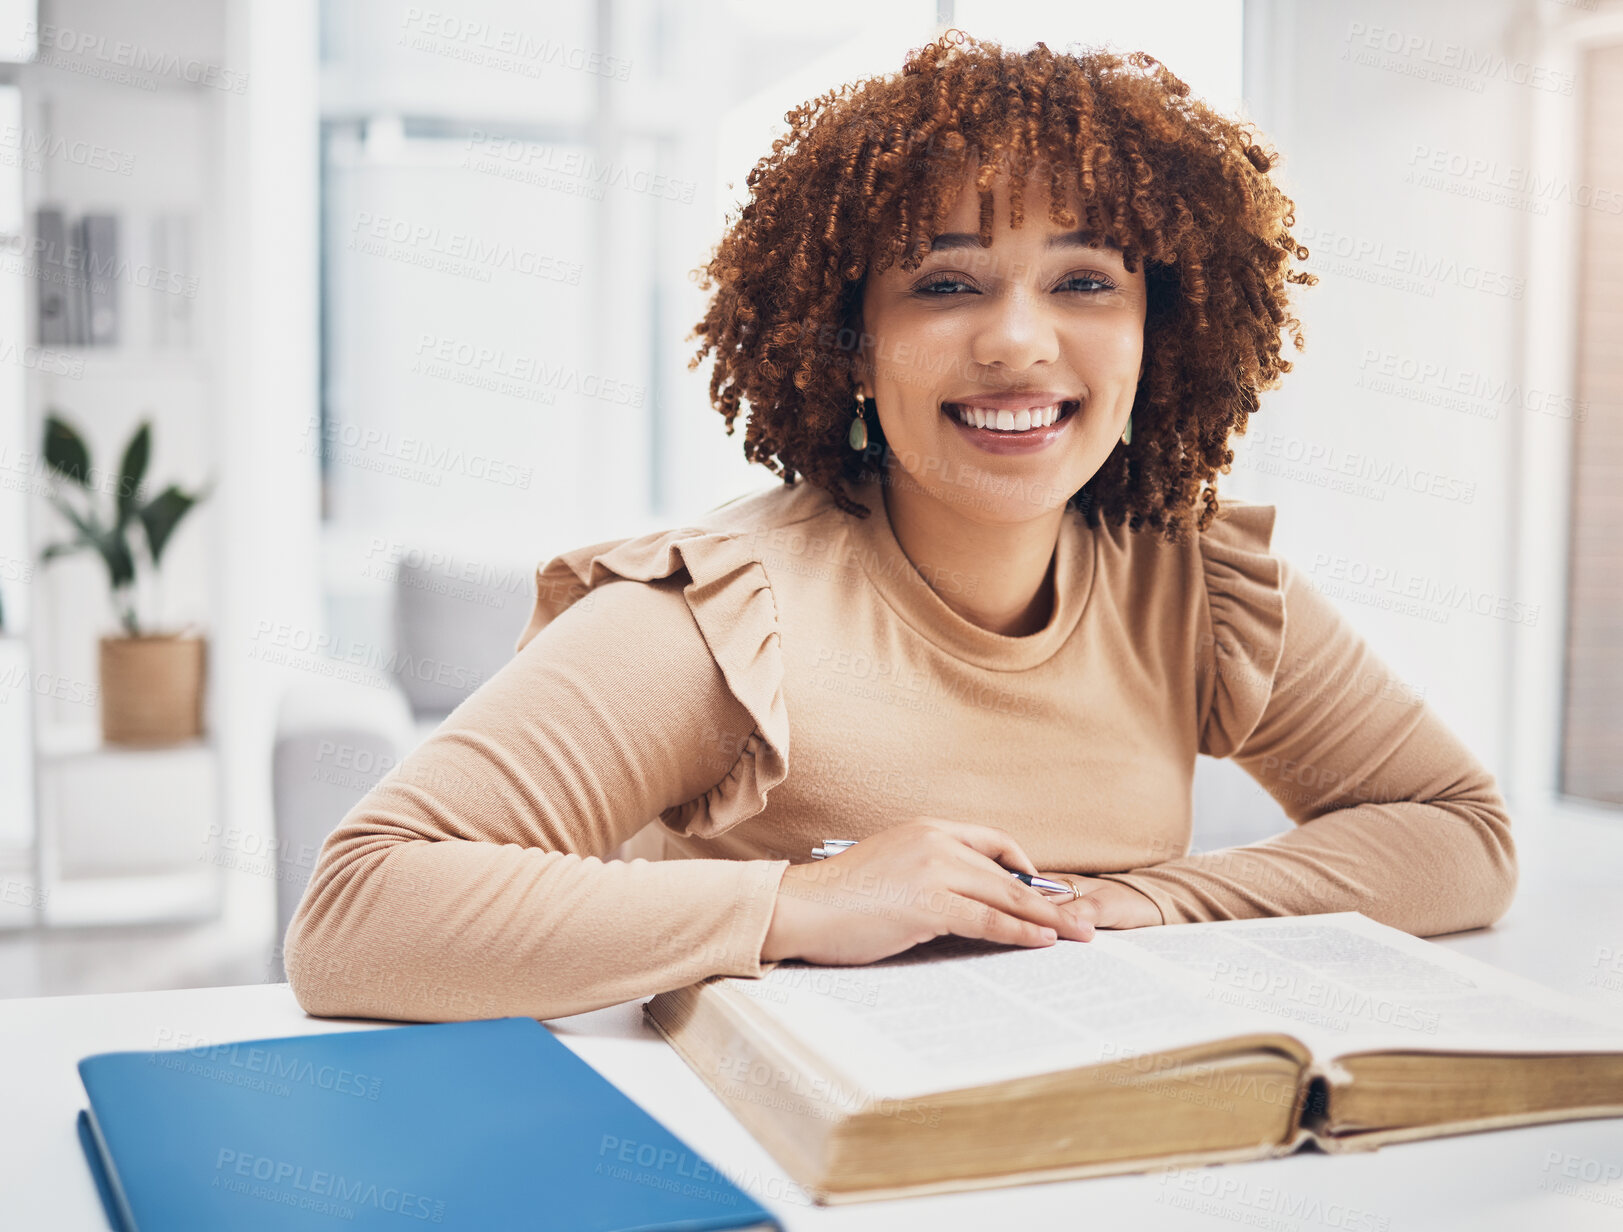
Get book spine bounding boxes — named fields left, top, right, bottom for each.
left=34, top=208, right=67, bottom=346
left=150, top=216, right=167, bottom=347
left=67, top=216, right=90, bottom=347
left=1289, top=1056, right=1355, bottom=1149
left=76, top=1107, right=137, bottom=1232
left=162, top=213, right=193, bottom=348
left=83, top=213, right=119, bottom=346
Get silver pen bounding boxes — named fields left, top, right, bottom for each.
left=810, top=838, right=1076, bottom=896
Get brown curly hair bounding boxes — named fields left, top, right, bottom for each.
left=687, top=29, right=1315, bottom=541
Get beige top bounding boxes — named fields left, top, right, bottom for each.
left=284, top=472, right=1517, bottom=1022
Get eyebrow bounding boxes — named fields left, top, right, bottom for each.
left=927, top=229, right=1114, bottom=253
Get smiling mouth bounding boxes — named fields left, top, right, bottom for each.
left=941, top=400, right=1080, bottom=432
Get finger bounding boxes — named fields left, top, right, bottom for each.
left=1031, top=872, right=1106, bottom=933
left=948, top=861, right=1096, bottom=941
left=1065, top=883, right=1139, bottom=929
left=932, top=891, right=1059, bottom=949
left=923, top=819, right=1042, bottom=876
left=1070, top=893, right=1103, bottom=924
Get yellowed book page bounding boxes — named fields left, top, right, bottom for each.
left=1108, top=911, right=1623, bottom=1060
left=713, top=929, right=1297, bottom=1101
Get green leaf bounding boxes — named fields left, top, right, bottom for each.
left=102, top=533, right=135, bottom=589
left=46, top=490, right=103, bottom=546
left=138, top=485, right=199, bottom=566
left=43, top=413, right=91, bottom=486
left=116, top=420, right=151, bottom=528
left=46, top=493, right=134, bottom=588
left=40, top=541, right=89, bottom=562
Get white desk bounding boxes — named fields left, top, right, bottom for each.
left=6, top=806, right=1623, bottom=1231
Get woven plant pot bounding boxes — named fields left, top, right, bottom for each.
left=99, top=634, right=206, bottom=745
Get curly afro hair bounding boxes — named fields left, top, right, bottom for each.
left=687, top=29, right=1315, bottom=541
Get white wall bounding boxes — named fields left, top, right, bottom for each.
left=1222, top=0, right=1582, bottom=832
left=953, top=0, right=1245, bottom=112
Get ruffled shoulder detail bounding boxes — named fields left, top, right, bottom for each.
left=1196, top=501, right=1287, bottom=759
left=516, top=527, right=788, bottom=840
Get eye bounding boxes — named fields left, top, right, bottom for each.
left=913, top=274, right=976, bottom=296
left=1059, top=273, right=1118, bottom=293
left=913, top=271, right=1119, bottom=297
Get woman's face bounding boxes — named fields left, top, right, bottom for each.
left=857, top=162, right=1148, bottom=524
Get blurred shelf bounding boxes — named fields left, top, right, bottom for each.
left=3, top=1, right=315, bottom=943
left=34, top=719, right=221, bottom=929
left=35, top=720, right=210, bottom=759
left=43, top=868, right=220, bottom=928
left=34, top=348, right=208, bottom=381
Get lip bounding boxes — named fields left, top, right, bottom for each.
left=941, top=399, right=1079, bottom=454
left=942, top=390, right=1076, bottom=410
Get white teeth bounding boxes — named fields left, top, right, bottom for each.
left=948, top=402, right=1067, bottom=431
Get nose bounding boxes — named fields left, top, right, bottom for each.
left=968, top=283, right=1061, bottom=374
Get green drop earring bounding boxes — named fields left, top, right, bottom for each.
left=849, top=391, right=869, bottom=452
left=1121, top=412, right=1133, bottom=447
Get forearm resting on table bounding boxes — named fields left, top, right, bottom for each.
left=1119, top=554, right=1520, bottom=937
left=286, top=833, right=792, bottom=1021
left=283, top=576, right=801, bottom=1022
left=1095, top=793, right=1516, bottom=936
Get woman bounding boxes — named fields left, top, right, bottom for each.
left=285, top=32, right=1516, bottom=1023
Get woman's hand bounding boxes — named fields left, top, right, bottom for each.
left=761, top=819, right=1096, bottom=966
left=1035, top=872, right=1163, bottom=931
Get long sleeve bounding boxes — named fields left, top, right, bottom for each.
left=284, top=541, right=794, bottom=1023
left=1097, top=514, right=1518, bottom=937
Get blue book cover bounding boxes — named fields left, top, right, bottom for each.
left=76, top=1016, right=782, bottom=1231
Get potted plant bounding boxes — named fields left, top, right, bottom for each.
left=38, top=410, right=213, bottom=746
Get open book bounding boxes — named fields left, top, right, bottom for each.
left=644, top=912, right=1623, bottom=1205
